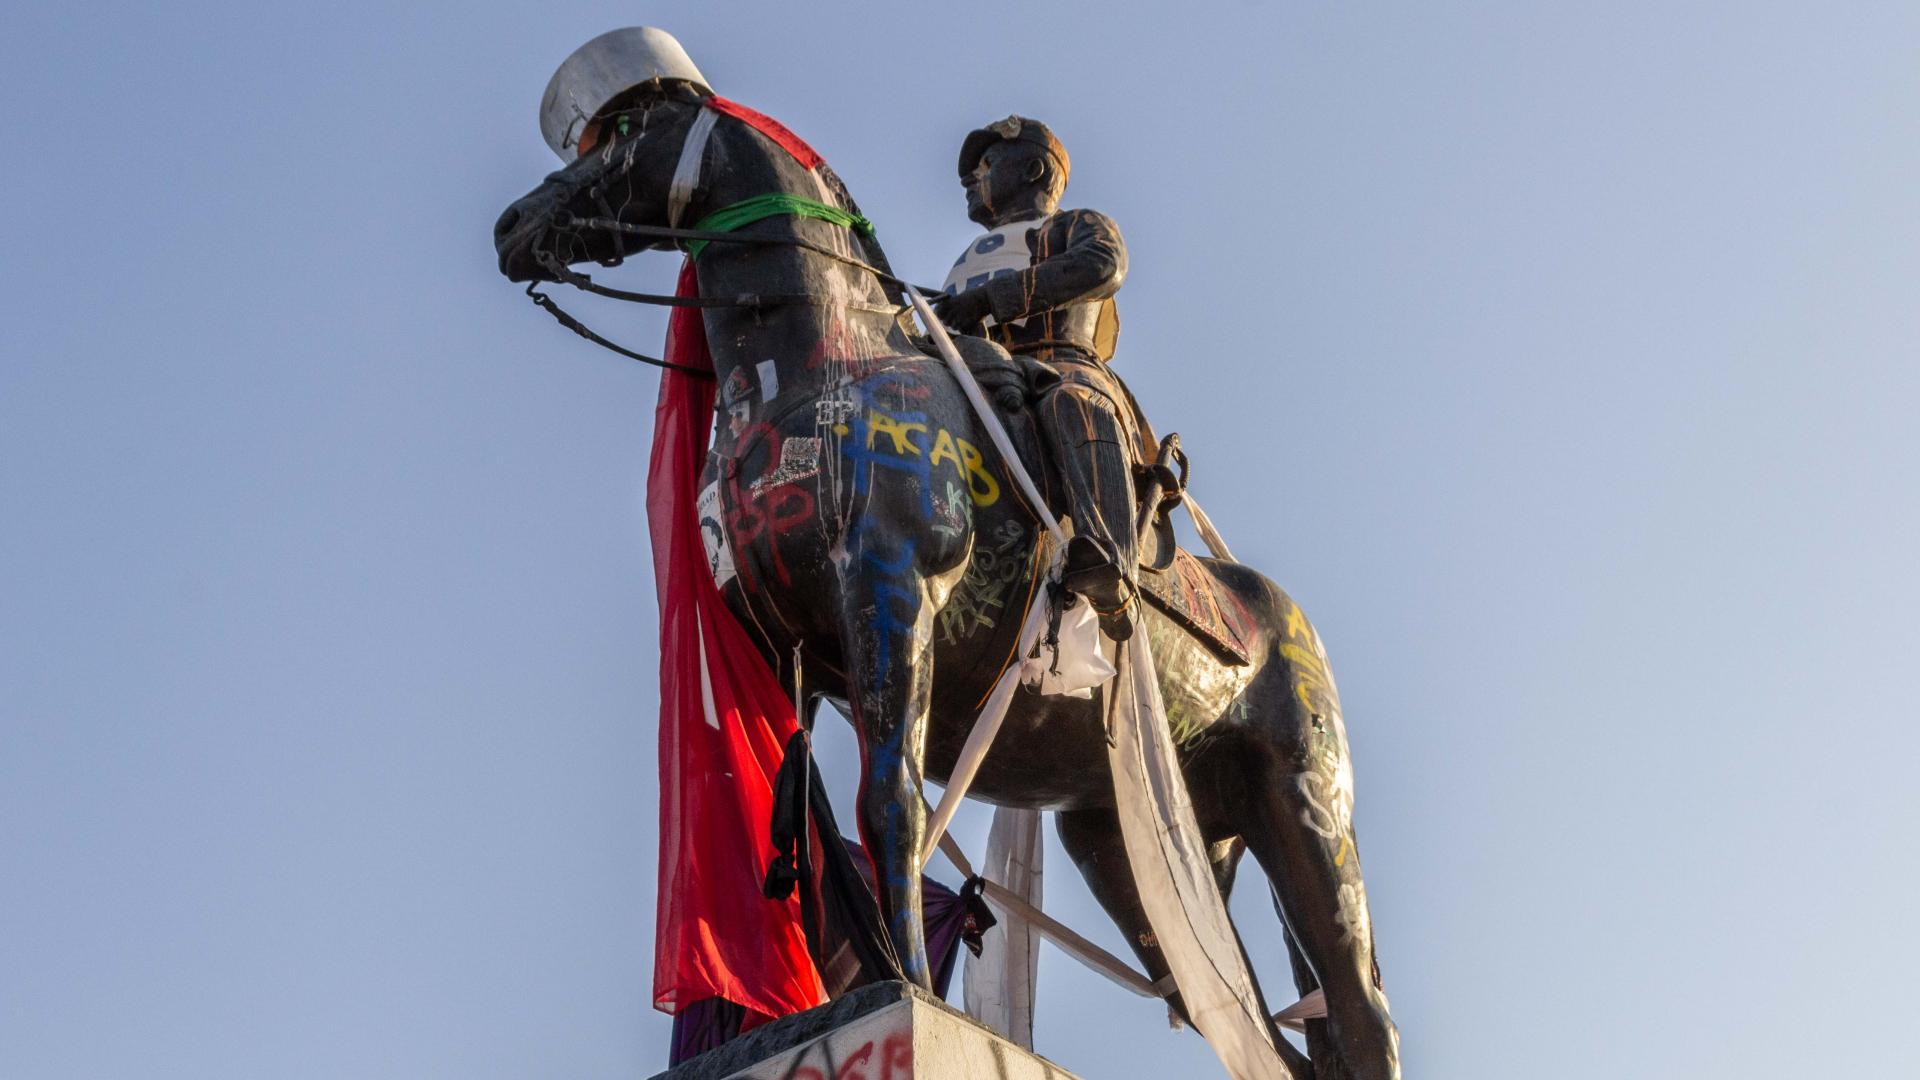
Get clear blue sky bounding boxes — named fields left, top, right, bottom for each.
left=4, top=2, right=1916, bottom=1076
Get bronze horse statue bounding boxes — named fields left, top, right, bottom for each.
left=494, top=83, right=1399, bottom=1080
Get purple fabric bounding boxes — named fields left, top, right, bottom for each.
left=923, top=877, right=970, bottom=995
left=668, top=996, right=748, bottom=1067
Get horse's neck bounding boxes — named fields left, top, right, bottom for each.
left=694, top=255, right=912, bottom=406
left=689, top=124, right=915, bottom=403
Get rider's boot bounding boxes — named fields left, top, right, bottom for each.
left=1039, top=374, right=1139, bottom=640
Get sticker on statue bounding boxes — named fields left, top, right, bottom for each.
left=697, top=482, right=738, bottom=587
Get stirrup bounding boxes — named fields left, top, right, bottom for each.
left=1085, top=580, right=1138, bottom=642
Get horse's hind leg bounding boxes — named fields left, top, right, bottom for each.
left=1278, top=922, right=1366, bottom=1080
left=1238, top=671, right=1401, bottom=1080
left=1057, top=807, right=1178, bottom=1010
left=838, top=551, right=936, bottom=989
left=1056, top=809, right=1317, bottom=1078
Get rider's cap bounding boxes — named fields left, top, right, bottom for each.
left=541, top=27, right=713, bottom=161
left=958, top=116, right=1070, bottom=185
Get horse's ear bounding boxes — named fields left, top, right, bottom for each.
left=649, top=77, right=713, bottom=106
left=612, top=78, right=696, bottom=110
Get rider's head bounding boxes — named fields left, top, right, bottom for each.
left=959, top=116, right=1070, bottom=227
left=540, top=27, right=712, bottom=161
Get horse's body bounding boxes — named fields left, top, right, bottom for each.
left=496, top=90, right=1398, bottom=1079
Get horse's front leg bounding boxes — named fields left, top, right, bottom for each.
left=839, top=540, right=937, bottom=988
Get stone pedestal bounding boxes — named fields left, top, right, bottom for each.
left=652, top=981, right=1083, bottom=1080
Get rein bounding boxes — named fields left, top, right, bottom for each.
left=536, top=212, right=921, bottom=305
left=523, top=209, right=929, bottom=377
left=523, top=282, right=716, bottom=375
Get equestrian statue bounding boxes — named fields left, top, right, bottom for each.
left=493, top=28, right=1399, bottom=1080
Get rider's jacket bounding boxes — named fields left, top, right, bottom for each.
left=942, top=208, right=1126, bottom=361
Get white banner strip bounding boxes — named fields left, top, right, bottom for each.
left=1108, top=630, right=1294, bottom=1080
left=964, top=807, right=1043, bottom=1047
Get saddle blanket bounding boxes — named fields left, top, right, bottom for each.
left=1137, top=548, right=1253, bottom=667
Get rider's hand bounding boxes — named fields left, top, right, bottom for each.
left=930, top=287, right=991, bottom=332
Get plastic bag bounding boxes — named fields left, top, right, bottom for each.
left=1021, top=595, right=1117, bottom=698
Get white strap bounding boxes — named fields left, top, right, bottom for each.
left=1184, top=492, right=1237, bottom=562
left=935, top=829, right=1157, bottom=1000
left=919, top=566, right=1055, bottom=868
left=904, top=286, right=1067, bottom=544
left=936, top=825, right=1326, bottom=1030
left=911, top=275, right=1071, bottom=866
left=667, top=107, right=720, bottom=227
left=1272, top=988, right=1328, bottom=1033
left=904, top=287, right=1302, bottom=1068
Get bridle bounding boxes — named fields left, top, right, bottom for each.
left=518, top=104, right=939, bottom=378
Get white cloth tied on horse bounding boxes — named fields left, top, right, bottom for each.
left=1107, top=630, right=1291, bottom=1079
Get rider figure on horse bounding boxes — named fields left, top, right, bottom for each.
left=930, top=117, right=1142, bottom=639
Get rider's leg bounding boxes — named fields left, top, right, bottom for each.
left=1036, top=361, right=1139, bottom=637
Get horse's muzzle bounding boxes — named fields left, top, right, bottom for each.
left=493, top=204, right=523, bottom=244
left=494, top=197, right=558, bottom=283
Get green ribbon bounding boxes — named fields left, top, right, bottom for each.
left=687, top=193, right=875, bottom=259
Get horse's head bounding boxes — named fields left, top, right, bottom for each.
left=493, top=82, right=707, bottom=283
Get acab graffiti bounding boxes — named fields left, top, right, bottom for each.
left=841, top=392, right=1001, bottom=512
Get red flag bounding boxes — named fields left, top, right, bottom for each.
left=648, top=260, right=826, bottom=1022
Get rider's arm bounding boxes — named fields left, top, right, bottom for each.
left=981, top=209, right=1127, bottom=325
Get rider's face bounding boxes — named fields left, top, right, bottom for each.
left=964, top=142, right=1047, bottom=226
left=962, top=157, right=994, bottom=222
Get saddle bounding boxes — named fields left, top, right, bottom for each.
left=944, top=336, right=1254, bottom=668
